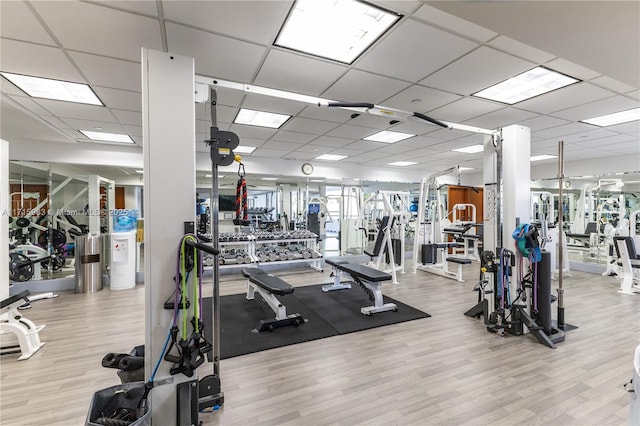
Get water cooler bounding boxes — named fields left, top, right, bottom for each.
left=110, top=210, right=138, bottom=290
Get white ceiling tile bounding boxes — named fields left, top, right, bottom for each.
left=252, top=148, right=292, bottom=158
left=260, top=141, right=302, bottom=151
left=356, top=19, right=478, bottom=82
left=93, top=87, right=141, bottom=112
left=346, top=114, right=392, bottom=130
left=534, top=122, right=594, bottom=139
left=603, top=121, right=640, bottom=135
left=559, top=129, right=620, bottom=144
left=112, top=109, right=142, bottom=126
left=32, top=1, right=162, bottom=62
left=326, top=148, right=362, bottom=157
left=466, top=107, right=539, bottom=129
left=322, top=70, right=411, bottom=104
left=229, top=124, right=278, bottom=141
left=254, top=49, right=347, bottom=96
left=517, top=115, right=571, bottom=131
left=69, top=52, right=141, bottom=92
left=348, top=151, right=392, bottom=160
left=0, top=1, right=55, bottom=45
left=376, top=144, right=420, bottom=154
left=553, top=95, right=639, bottom=122
left=0, top=39, right=84, bottom=82
left=604, top=141, right=640, bottom=154
left=293, top=144, right=323, bottom=153
left=166, top=22, right=266, bottom=81
left=286, top=150, right=318, bottom=161
left=241, top=94, right=305, bottom=116
left=39, top=115, right=73, bottom=130
left=7, top=95, right=53, bottom=116
left=517, top=82, right=615, bottom=114
left=413, top=4, right=497, bottom=42
left=282, top=117, right=338, bottom=135
left=383, top=85, right=461, bottom=114
left=590, top=76, right=636, bottom=94
left=392, top=135, right=450, bottom=149
left=269, top=131, right=317, bottom=144
left=488, top=35, right=556, bottom=64
left=34, top=99, right=117, bottom=122
left=91, top=1, right=158, bottom=16
left=163, top=1, right=291, bottom=44
left=297, top=105, right=352, bottom=124
left=546, top=58, right=602, bottom=82
left=342, top=140, right=388, bottom=151
left=626, top=90, right=640, bottom=101
left=326, top=124, right=380, bottom=139
left=123, top=125, right=142, bottom=137
left=307, top=136, right=353, bottom=148
left=421, top=46, right=534, bottom=96
left=427, top=97, right=503, bottom=122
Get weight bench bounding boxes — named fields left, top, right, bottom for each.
left=0, top=290, right=46, bottom=360
left=323, top=256, right=354, bottom=292
left=613, top=237, right=640, bottom=295
left=328, top=261, right=396, bottom=315
left=241, top=268, right=306, bottom=332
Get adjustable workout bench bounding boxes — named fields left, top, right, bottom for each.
left=325, top=258, right=396, bottom=315
left=418, top=242, right=472, bottom=282
left=0, top=290, right=46, bottom=360
left=241, top=268, right=306, bottom=332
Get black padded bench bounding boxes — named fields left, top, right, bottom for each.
left=241, top=268, right=305, bottom=332
left=447, top=257, right=473, bottom=265
left=326, top=259, right=396, bottom=315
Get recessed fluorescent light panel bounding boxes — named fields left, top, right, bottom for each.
left=459, top=167, right=474, bottom=171
left=530, top=154, right=557, bottom=162
left=80, top=130, right=133, bottom=143
left=581, top=107, right=640, bottom=127
left=365, top=130, right=414, bottom=143
left=261, top=177, right=279, bottom=181
left=316, top=154, right=347, bottom=161
left=234, top=108, right=290, bottom=129
left=473, top=66, right=579, bottom=105
left=452, top=144, right=484, bottom=154
left=274, top=0, right=401, bottom=64
left=234, top=146, right=257, bottom=154
left=1, top=72, right=103, bottom=105
left=388, top=161, right=417, bottom=166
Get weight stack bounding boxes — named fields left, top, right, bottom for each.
left=421, top=244, right=437, bottom=265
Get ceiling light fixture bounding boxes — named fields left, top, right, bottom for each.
left=365, top=130, right=414, bottom=143
left=233, top=146, right=257, bottom=154
left=135, top=170, right=143, bottom=174
left=581, top=107, right=640, bottom=127
left=452, top=144, right=484, bottom=154
left=80, top=130, right=133, bottom=143
left=472, top=66, right=579, bottom=105
left=274, top=0, right=401, bottom=64
left=261, top=177, right=279, bottom=181
left=234, top=108, right=290, bottom=129
left=388, top=161, right=417, bottom=166
left=530, top=154, right=557, bottom=162
left=459, top=167, right=474, bottom=171
left=316, top=154, right=347, bottom=161
left=1, top=72, right=103, bottom=105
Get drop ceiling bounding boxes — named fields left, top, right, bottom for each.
left=0, top=0, right=638, bottom=182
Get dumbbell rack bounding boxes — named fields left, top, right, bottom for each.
left=207, top=232, right=323, bottom=272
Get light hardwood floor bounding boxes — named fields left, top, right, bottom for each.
left=1, top=263, right=638, bottom=426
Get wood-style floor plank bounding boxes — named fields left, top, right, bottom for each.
left=1, top=262, right=638, bottom=425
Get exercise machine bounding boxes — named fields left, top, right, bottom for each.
left=241, top=267, right=306, bottom=332
left=614, top=236, right=640, bottom=294
left=0, top=290, right=46, bottom=360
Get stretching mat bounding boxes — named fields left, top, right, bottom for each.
left=203, top=284, right=430, bottom=359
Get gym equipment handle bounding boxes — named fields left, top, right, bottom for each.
left=186, top=240, right=220, bottom=256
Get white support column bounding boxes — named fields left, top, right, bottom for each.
left=143, top=48, right=196, bottom=425
left=501, top=125, right=531, bottom=244
left=1, top=139, right=9, bottom=301
left=88, top=175, right=101, bottom=235
left=106, top=180, right=115, bottom=234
